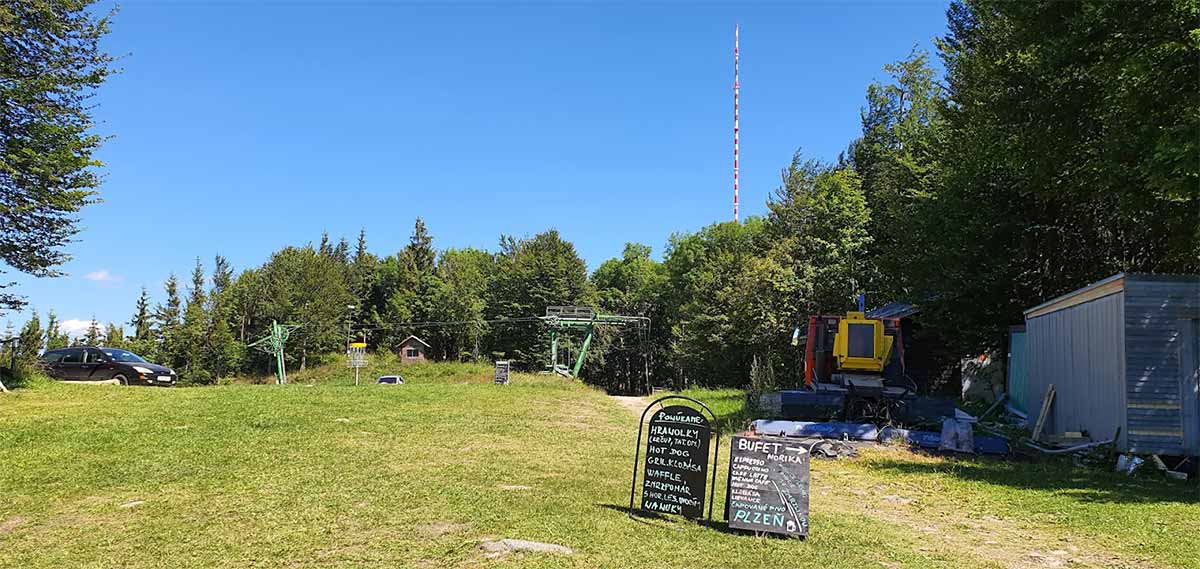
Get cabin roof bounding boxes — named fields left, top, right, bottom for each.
left=398, top=335, right=431, bottom=349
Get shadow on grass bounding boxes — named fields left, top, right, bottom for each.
left=597, top=503, right=668, bottom=523
left=866, top=456, right=1200, bottom=505
left=597, top=504, right=753, bottom=536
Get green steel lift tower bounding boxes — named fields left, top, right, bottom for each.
left=541, top=306, right=648, bottom=378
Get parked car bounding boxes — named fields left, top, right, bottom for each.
left=39, top=347, right=177, bottom=386
left=377, top=375, right=404, bottom=385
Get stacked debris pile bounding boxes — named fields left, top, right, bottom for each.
left=751, top=419, right=1011, bottom=456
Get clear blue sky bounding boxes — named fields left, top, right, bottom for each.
left=5, top=0, right=950, bottom=336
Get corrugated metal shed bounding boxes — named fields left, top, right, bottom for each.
left=1024, top=273, right=1200, bottom=455
left=1006, top=326, right=1028, bottom=417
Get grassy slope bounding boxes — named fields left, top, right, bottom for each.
left=679, top=387, right=1200, bottom=569
left=0, top=364, right=1195, bottom=568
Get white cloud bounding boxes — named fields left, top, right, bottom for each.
left=84, top=269, right=124, bottom=283
left=60, top=319, right=96, bottom=339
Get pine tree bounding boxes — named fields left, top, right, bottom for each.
left=2, top=322, right=14, bottom=364
left=318, top=231, right=333, bottom=257
left=1, top=321, right=14, bottom=374
left=208, top=254, right=240, bottom=379
left=103, top=323, right=125, bottom=348
left=354, top=229, right=369, bottom=262
left=130, top=287, right=153, bottom=340
left=188, top=258, right=206, bottom=307
left=334, top=237, right=350, bottom=264
left=155, top=275, right=183, bottom=328
left=212, top=255, right=232, bottom=294
left=17, top=310, right=42, bottom=363
left=179, top=258, right=211, bottom=383
left=154, top=274, right=183, bottom=366
left=350, top=229, right=378, bottom=322
left=0, top=0, right=115, bottom=311
left=83, top=317, right=101, bottom=346
left=407, top=218, right=436, bottom=274
left=45, top=310, right=68, bottom=350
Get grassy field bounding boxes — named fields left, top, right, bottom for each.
left=1, top=362, right=1196, bottom=569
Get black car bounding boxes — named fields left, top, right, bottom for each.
left=39, top=346, right=177, bottom=386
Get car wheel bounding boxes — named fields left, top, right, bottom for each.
left=112, top=373, right=129, bottom=386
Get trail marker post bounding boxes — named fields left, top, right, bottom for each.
left=347, top=342, right=367, bottom=385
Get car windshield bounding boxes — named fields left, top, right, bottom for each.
left=102, top=349, right=146, bottom=363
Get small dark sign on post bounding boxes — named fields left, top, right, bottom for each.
left=494, top=360, right=510, bottom=385
left=629, top=396, right=720, bottom=521
left=726, top=435, right=809, bottom=537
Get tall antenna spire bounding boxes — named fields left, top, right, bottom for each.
left=733, top=24, right=740, bottom=223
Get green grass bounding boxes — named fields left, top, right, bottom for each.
left=675, top=387, right=757, bottom=433
left=1, top=366, right=1197, bottom=568
left=228, top=351, right=493, bottom=386
left=681, top=387, right=1200, bottom=568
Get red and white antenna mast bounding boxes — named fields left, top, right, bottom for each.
left=733, top=24, right=740, bottom=223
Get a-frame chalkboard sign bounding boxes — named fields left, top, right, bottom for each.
left=725, top=435, right=809, bottom=538
left=628, top=395, right=721, bottom=521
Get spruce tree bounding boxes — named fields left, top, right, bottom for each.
left=318, top=231, right=333, bottom=257
left=334, top=237, right=350, bottom=265
left=0, top=1, right=116, bottom=310
left=208, top=254, right=239, bottom=379
left=212, top=255, right=232, bottom=294
left=130, top=287, right=153, bottom=340
left=103, top=323, right=125, bottom=348
left=45, top=310, right=68, bottom=350
left=83, top=318, right=100, bottom=346
left=180, top=258, right=210, bottom=383
left=17, top=310, right=43, bottom=363
left=354, top=229, right=368, bottom=262
left=154, top=274, right=183, bottom=366
left=407, top=218, right=436, bottom=274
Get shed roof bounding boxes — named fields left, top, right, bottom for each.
left=1024, top=272, right=1200, bottom=319
left=398, top=335, right=432, bottom=348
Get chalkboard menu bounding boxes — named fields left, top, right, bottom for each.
left=640, top=405, right=711, bottom=518
left=494, top=361, right=510, bottom=385
left=726, top=435, right=809, bottom=537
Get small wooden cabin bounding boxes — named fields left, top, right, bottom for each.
left=397, top=335, right=431, bottom=364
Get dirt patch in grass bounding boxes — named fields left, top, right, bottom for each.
left=610, top=395, right=649, bottom=416
left=818, top=447, right=1164, bottom=569
left=0, top=516, right=25, bottom=534
left=416, top=521, right=471, bottom=538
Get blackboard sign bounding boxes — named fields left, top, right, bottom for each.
left=640, top=405, right=711, bottom=518
left=494, top=361, right=510, bottom=385
left=726, top=435, right=809, bottom=537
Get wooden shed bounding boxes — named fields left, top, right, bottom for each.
left=397, top=335, right=431, bottom=364
left=1024, top=273, right=1200, bottom=456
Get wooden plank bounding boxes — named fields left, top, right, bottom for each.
left=1031, top=384, right=1055, bottom=442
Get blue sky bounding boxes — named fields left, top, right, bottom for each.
left=4, top=0, right=950, bottom=336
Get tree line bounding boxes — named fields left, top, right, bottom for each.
left=3, top=1, right=1196, bottom=393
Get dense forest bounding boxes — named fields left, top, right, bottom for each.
left=3, top=0, right=1197, bottom=394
